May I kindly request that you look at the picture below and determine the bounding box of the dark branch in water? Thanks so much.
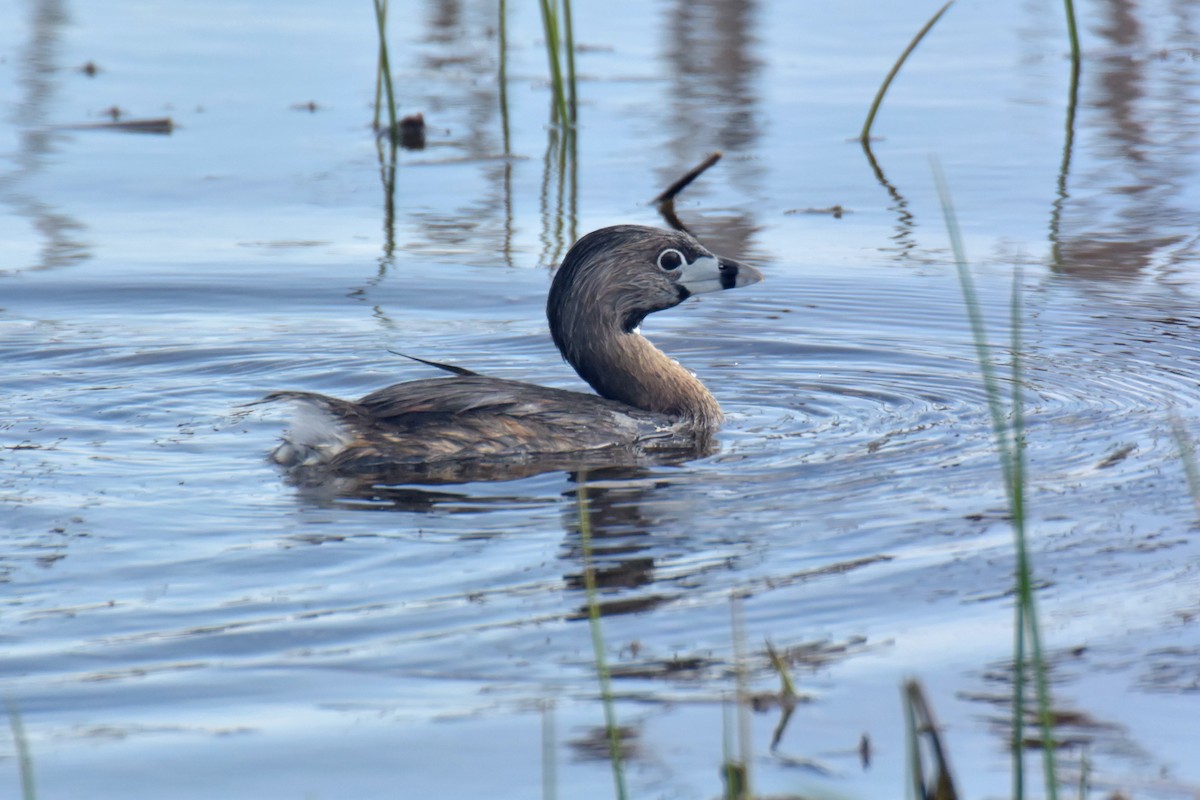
[651,152,722,234]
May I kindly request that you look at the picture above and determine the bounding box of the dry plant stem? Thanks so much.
[651,152,723,205]
[902,680,959,800]
[575,476,628,800]
[652,152,722,234]
[860,0,954,142]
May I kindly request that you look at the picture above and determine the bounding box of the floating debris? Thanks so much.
[61,117,175,135]
[785,205,850,218]
[398,112,426,150]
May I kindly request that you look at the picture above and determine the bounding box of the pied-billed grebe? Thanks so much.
[267,225,762,478]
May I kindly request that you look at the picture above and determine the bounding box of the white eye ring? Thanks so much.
[657,248,685,271]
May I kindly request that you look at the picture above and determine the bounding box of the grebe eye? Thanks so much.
[657,248,685,271]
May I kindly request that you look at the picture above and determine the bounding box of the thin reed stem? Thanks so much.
[1169,412,1200,520]
[730,595,753,800]
[6,700,36,800]
[861,1,954,142]
[541,701,557,800]
[372,0,398,136]
[561,0,577,124]
[575,477,628,800]
[1063,0,1081,72]
[933,159,1057,800]
[538,0,570,126]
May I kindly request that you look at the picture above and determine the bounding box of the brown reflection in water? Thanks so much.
[1054,1,1200,279]
[659,0,762,260]
[861,141,918,261]
[539,125,578,269]
[0,0,90,272]
[559,468,687,618]
[959,647,1191,785]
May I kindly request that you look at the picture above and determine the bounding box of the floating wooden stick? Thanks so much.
[651,151,722,206]
[652,151,722,234]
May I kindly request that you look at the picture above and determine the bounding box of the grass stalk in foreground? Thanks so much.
[729,594,753,800]
[860,1,954,142]
[932,159,1058,800]
[5,699,36,800]
[541,701,557,800]
[1169,412,1200,521]
[574,475,628,800]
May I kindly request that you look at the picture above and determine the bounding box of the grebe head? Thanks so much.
[547,225,762,350]
[546,225,762,422]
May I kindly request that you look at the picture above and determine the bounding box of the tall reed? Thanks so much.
[932,159,1058,800]
[372,0,398,137]
[538,0,576,127]
[5,700,36,800]
[860,1,954,143]
[574,476,628,800]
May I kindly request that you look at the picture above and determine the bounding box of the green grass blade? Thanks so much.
[861,1,955,142]
[5,699,36,800]
[561,0,577,124]
[1049,0,1082,270]
[1169,412,1200,521]
[538,0,570,126]
[933,160,1057,799]
[575,476,628,800]
[1063,0,1081,72]
[729,595,753,800]
[372,0,398,137]
[541,700,557,800]
[499,0,511,152]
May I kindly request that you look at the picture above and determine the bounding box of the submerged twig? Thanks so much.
[860,1,954,142]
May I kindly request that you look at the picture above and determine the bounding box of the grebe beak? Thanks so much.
[678,254,764,296]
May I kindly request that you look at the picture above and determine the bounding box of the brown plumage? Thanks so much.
[266,225,762,482]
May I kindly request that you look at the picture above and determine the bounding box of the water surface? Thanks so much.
[3,1,1200,797]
